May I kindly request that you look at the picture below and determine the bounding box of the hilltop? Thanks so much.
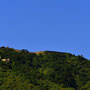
[0,46,90,90]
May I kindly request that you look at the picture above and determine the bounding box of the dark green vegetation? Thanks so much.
[0,47,90,90]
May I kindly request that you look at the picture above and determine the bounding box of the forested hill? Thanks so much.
[0,47,90,90]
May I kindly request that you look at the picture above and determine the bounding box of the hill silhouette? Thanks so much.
[0,46,90,90]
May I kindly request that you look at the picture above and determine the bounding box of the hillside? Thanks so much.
[0,46,90,90]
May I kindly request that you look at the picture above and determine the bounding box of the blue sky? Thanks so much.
[0,0,90,59]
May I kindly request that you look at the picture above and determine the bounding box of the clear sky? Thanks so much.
[0,0,90,59]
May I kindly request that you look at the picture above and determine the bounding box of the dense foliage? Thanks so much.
[0,47,90,90]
